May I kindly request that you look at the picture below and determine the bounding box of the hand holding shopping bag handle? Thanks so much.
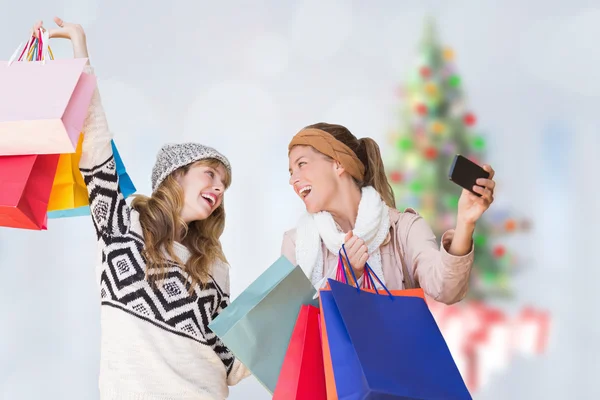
[339,243,393,299]
[342,230,369,278]
[31,17,89,61]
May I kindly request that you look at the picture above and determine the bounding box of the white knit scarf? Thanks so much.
[295,186,390,290]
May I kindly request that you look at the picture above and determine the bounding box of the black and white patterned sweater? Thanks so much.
[79,65,249,400]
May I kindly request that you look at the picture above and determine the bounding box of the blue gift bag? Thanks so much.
[323,276,471,400]
[208,256,318,394]
[112,141,136,198]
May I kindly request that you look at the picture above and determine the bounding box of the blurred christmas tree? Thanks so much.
[386,17,530,299]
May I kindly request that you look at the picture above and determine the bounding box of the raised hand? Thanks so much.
[457,164,496,226]
[32,17,89,60]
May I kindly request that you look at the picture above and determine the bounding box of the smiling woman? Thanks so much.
[283,122,496,305]
[31,16,250,399]
[132,148,232,288]
[289,145,344,214]
[174,159,231,223]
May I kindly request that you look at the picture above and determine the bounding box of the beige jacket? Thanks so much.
[281,208,474,305]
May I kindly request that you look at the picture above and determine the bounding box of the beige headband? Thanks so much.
[288,128,365,181]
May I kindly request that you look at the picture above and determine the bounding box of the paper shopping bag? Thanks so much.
[0,154,59,230]
[320,277,471,400]
[208,256,318,394]
[47,140,136,219]
[111,141,136,198]
[47,133,88,212]
[273,305,326,400]
[47,205,93,219]
[0,58,96,155]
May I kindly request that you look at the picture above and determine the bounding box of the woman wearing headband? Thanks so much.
[282,123,496,304]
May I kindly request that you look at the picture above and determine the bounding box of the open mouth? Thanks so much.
[299,186,312,199]
[201,193,217,207]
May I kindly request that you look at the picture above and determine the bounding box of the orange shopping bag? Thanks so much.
[46,133,88,212]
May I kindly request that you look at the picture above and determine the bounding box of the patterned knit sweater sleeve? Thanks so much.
[78,65,130,239]
[212,269,252,386]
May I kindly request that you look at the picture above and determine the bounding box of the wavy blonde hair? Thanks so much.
[131,158,231,292]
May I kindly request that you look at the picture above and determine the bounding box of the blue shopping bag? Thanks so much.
[48,140,135,219]
[112,141,136,198]
[208,256,319,394]
[320,247,471,399]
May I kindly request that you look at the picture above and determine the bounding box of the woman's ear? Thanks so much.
[334,160,345,177]
[174,170,186,185]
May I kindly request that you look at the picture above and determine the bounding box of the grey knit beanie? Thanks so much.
[151,143,231,192]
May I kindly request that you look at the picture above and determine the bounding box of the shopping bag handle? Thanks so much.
[339,243,393,299]
[7,38,31,66]
[29,29,52,63]
[363,263,393,298]
[337,248,358,289]
[7,29,52,66]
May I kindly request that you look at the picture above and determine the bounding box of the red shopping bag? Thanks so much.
[0,154,59,230]
[273,305,327,400]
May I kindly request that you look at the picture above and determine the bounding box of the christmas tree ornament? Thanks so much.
[464,112,477,126]
[409,180,424,193]
[420,66,432,78]
[425,82,438,96]
[449,75,461,87]
[483,270,497,284]
[493,245,506,258]
[443,47,455,61]
[443,142,457,155]
[504,219,517,232]
[390,170,403,183]
[424,146,438,160]
[474,234,487,247]
[431,120,445,135]
[472,135,486,150]
[397,136,413,150]
[416,103,428,115]
[405,153,420,169]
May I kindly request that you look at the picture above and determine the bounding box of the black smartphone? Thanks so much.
[448,154,490,196]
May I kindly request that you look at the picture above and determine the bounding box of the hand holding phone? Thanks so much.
[448,155,490,197]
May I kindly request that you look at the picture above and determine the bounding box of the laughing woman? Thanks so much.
[34,16,249,399]
[282,123,496,304]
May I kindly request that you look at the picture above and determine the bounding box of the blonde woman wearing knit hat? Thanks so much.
[32,17,249,399]
[282,123,497,304]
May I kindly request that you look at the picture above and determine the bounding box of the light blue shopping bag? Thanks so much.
[208,256,318,394]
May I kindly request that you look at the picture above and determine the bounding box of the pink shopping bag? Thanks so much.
[0,36,96,155]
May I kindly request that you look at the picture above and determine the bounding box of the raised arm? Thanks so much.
[38,17,130,239]
[401,211,474,304]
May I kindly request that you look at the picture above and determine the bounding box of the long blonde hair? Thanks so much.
[131,158,232,292]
